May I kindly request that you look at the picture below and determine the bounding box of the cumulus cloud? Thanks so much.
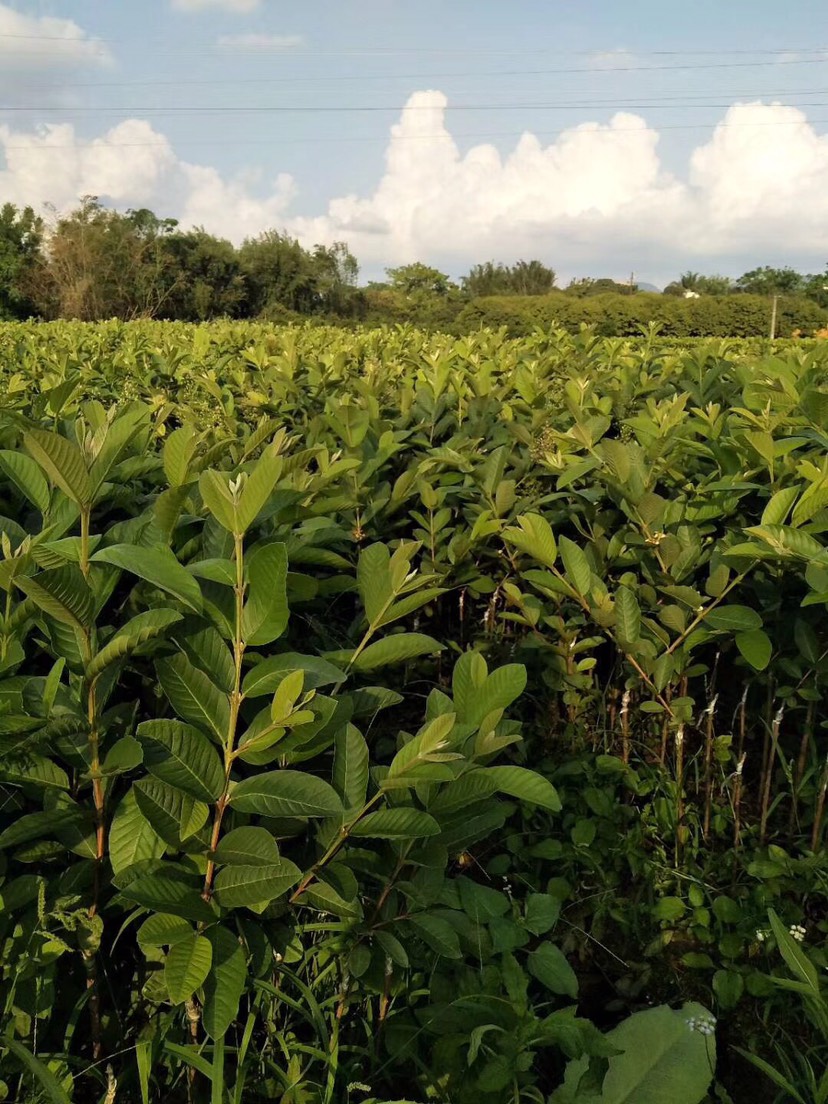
[0,119,295,243]
[286,92,828,273]
[0,3,111,72]
[172,0,261,11]
[2,92,828,277]
[216,33,304,49]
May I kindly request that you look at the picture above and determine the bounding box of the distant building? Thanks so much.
[683,290,701,299]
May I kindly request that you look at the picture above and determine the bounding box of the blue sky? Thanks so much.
[1,0,827,284]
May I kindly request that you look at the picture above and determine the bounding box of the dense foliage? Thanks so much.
[2,201,827,339]
[0,320,826,1103]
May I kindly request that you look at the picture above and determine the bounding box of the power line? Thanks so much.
[0,30,825,53]
[3,49,827,76]
[2,116,825,152]
[3,99,828,116]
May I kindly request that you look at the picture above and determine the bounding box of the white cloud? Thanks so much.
[0,119,295,243]
[286,92,828,273]
[172,0,261,11]
[2,92,828,279]
[0,121,177,210]
[216,33,304,49]
[0,3,111,71]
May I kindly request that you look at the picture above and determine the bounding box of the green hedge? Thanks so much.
[455,291,826,337]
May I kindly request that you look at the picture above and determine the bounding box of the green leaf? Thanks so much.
[241,543,289,647]
[524,893,561,936]
[202,926,248,1040]
[213,827,280,866]
[654,896,686,921]
[0,807,88,851]
[558,536,592,597]
[352,633,443,671]
[242,653,346,697]
[744,523,825,561]
[484,766,562,812]
[24,429,92,508]
[109,789,166,874]
[138,719,225,803]
[91,544,203,613]
[503,512,558,569]
[768,909,820,996]
[175,624,235,693]
[357,543,392,624]
[15,566,93,630]
[407,913,462,959]
[333,725,369,811]
[87,609,183,681]
[134,777,208,846]
[165,932,213,1004]
[235,453,282,532]
[121,870,217,923]
[350,808,441,840]
[2,1037,71,1104]
[465,664,526,727]
[554,1002,716,1104]
[137,914,194,949]
[88,406,147,493]
[528,942,578,998]
[735,629,772,671]
[705,605,762,632]
[761,485,800,526]
[163,424,198,487]
[712,969,744,1010]
[156,653,231,742]
[387,713,457,783]
[230,771,343,818]
[0,450,50,515]
[199,470,238,532]
[615,585,641,644]
[213,858,301,909]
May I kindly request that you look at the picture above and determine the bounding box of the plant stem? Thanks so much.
[79,506,91,579]
[812,754,828,852]
[203,531,246,902]
[759,704,784,845]
[703,694,718,839]
[790,699,815,834]
[675,724,685,868]
[290,791,384,904]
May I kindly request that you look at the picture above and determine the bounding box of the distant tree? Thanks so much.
[312,241,363,315]
[238,230,319,316]
[462,259,556,296]
[30,197,181,320]
[385,262,454,297]
[802,268,828,308]
[664,272,733,297]
[736,266,804,296]
[0,203,43,319]
[157,229,244,321]
[508,259,556,295]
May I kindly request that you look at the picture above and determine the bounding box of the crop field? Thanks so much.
[0,320,825,1103]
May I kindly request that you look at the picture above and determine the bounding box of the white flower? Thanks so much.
[789,924,807,942]
[756,929,768,942]
[686,1014,716,1037]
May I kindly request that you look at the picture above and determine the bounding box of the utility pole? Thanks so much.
[769,294,779,340]
[629,271,635,295]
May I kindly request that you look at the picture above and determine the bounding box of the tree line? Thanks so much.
[1,198,827,336]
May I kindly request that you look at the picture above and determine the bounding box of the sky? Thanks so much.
[1,0,827,286]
